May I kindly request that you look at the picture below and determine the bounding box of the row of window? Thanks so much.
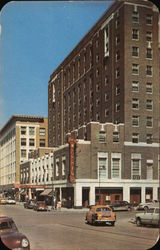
[21,127,46,136]
[116,64,153,79]
[21,138,45,148]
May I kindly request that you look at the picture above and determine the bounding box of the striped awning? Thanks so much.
[40,189,52,196]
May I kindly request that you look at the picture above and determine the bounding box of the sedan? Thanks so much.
[109,201,130,211]
[136,200,159,211]
[0,215,30,249]
[24,199,36,209]
[33,201,49,211]
[85,205,116,226]
[135,207,160,227]
[5,198,16,205]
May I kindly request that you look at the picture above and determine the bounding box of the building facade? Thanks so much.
[0,115,48,192]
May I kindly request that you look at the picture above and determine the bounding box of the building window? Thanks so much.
[40,128,46,136]
[146,82,153,94]
[147,164,153,179]
[116,68,120,78]
[115,17,120,28]
[146,14,152,25]
[29,138,35,147]
[132,116,139,126]
[21,149,26,158]
[132,133,139,143]
[116,102,120,112]
[98,154,108,179]
[146,134,153,144]
[132,81,139,92]
[132,29,139,40]
[132,11,139,23]
[21,126,26,135]
[116,51,120,61]
[132,47,139,57]
[132,98,139,109]
[146,65,153,76]
[21,138,26,146]
[116,85,120,95]
[99,131,106,143]
[146,31,152,41]
[56,160,59,177]
[146,99,153,110]
[132,64,139,75]
[104,26,109,57]
[62,157,66,176]
[29,127,35,136]
[146,116,153,127]
[131,155,141,179]
[116,35,120,45]
[40,139,45,147]
[113,132,119,143]
[112,156,121,179]
[146,48,152,59]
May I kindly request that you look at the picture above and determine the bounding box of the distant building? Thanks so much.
[0,115,48,192]
[48,0,160,208]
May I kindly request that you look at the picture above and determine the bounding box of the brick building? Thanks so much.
[48,0,159,208]
[0,115,48,193]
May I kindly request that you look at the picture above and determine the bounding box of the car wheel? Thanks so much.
[111,222,115,226]
[144,206,148,211]
[136,218,141,227]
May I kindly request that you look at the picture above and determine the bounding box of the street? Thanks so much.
[0,204,159,250]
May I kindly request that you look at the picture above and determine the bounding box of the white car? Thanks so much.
[136,200,159,211]
[135,207,160,227]
[5,198,16,204]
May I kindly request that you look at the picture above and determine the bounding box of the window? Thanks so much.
[132,47,139,57]
[131,155,141,179]
[40,139,45,147]
[146,14,152,25]
[116,35,120,45]
[112,158,120,178]
[132,133,139,143]
[62,157,66,176]
[146,31,152,41]
[132,11,139,23]
[116,85,120,95]
[146,99,153,110]
[132,98,139,109]
[99,157,107,179]
[113,132,119,143]
[29,127,35,136]
[21,126,26,135]
[104,27,109,57]
[99,131,106,143]
[115,17,120,28]
[56,160,59,177]
[40,128,46,136]
[146,65,152,76]
[116,68,120,78]
[146,48,152,59]
[21,138,26,146]
[146,134,153,144]
[132,64,139,75]
[132,116,139,126]
[146,82,153,93]
[116,51,120,61]
[29,138,35,146]
[146,116,152,127]
[116,102,120,112]
[132,29,139,40]
[21,149,26,158]
[132,81,139,92]
[147,164,153,180]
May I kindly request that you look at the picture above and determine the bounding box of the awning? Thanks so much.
[20,190,26,195]
[40,189,52,196]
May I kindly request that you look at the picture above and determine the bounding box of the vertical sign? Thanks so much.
[68,138,76,183]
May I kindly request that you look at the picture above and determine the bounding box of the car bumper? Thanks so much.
[95,219,115,223]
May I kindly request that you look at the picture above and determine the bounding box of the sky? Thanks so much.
[0,0,113,130]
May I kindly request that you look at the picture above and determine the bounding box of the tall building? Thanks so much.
[46,0,159,208]
[0,115,48,192]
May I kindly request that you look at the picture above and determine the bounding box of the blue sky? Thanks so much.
[0,1,113,129]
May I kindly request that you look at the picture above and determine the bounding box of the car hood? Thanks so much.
[1,231,29,249]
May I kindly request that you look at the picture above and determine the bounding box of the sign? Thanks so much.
[68,137,76,183]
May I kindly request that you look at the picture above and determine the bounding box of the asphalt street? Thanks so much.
[0,204,159,250]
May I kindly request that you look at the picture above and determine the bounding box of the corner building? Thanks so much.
[48,0,160,208]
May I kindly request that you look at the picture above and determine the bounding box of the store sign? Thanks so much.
[68,138,76,183]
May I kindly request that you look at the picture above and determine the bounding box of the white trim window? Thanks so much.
[146,163,153,180]
[62,156,66,176]
[56,159,59,177]
[104,26,109,57]
[111,153,121,179]
[98,152,108,179]
[131,154,141,180]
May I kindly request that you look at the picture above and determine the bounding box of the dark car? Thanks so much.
[24,199,36,209]
[109,201,131,211]
[33,201,49,211]
[0,216,30,249]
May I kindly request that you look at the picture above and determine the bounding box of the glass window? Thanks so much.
[116,68,120,78]
[146,31,152,41]
[56,160,59,176]
[21,138,26,146]
[132,11,139,23]
[146,65,153,76]
[21,126,26,135]
[132,159,140,179]
[132,116,139,126]
[146,116,152,127]
[132,81,139,92]
[132,29,139,40]
[29,138,35,146]
[21,149,26,158]
[132,133,139,143]
[99,158,107,179]
[99,131,106,143]
[112,158,120,178]
[132,98,139,109]
[113,132,119,143]
[146,14,152,25]
[29,127,35,136]
[146,48,152,59]
[116,85,120,95]
[146,134,153,144]
[116,51,120,61]
[146,99,153,110]
[40,139,45,147]
[146,82,153,94]
[116,102,120,112]
[62,158,66,176]
[39,128,46,136]
[132,47,139,57]
[132,64,139,75]
[116,35,120,45]
[147,164,153,180]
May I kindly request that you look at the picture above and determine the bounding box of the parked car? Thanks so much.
[85,205,116,226]
[136,200,159,211]
[135,207,160,227]
[5,198,16,205]
[33,201,49,211]
[24,199,36,209]
[0,215,30,249]
[0,198,7,205]
[109,201,131,211]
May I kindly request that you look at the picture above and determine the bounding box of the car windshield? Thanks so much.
[0,220,17,231]
[96,207,111,212]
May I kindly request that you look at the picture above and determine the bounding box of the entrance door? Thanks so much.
[82,188,89,207]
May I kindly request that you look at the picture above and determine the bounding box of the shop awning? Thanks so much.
[40,189,52,196]
[19,190,26,195]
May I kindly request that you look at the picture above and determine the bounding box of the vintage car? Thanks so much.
[109,201,131,211]
[136,200,159,211]
[135,207,160,227]
[85,205,116,226]
[24,199,36,209]
[33,201,49,211]
[0,215,30,249]
[5,198,16,205]
[0,198,7,205]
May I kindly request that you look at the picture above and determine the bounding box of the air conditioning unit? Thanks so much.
[147,41,152,48]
